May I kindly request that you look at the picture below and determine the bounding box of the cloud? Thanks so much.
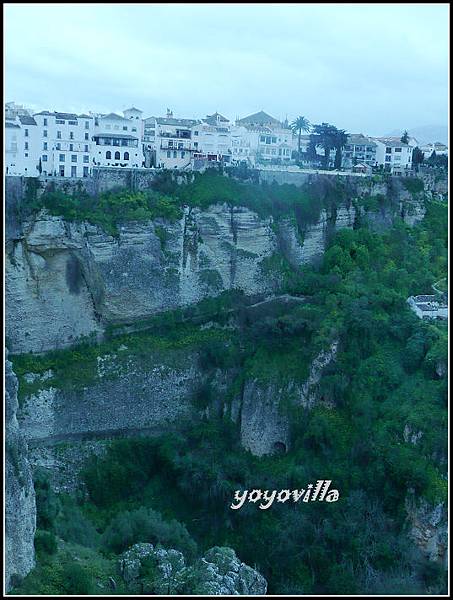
[4,3,448,134]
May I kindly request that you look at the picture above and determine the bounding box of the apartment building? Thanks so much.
[144,110,199,169]
[342,134,377,169]
[374,138,413,173]
[33,111,95,177]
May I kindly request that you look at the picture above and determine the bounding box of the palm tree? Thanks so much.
[334,129,349,170]
[290,116,311,162]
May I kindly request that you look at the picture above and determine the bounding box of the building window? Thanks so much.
[56,119,65,124]
[123,126,128,131]
[43,130,48,137]
[43,118,48,126]
[394,147,402,152]
[42,155,48,162]
[83,155,89,163]
[167,151,171,158]
[71,155,77,162]
[173,151,177,158]
[70,132,74,140]
[114,151,120,160]
[106,151,111,159]
[83,166,89,177]
[84,145,89,152]
[132,127,137,132]
[25,142,29,150]
[59,166,65,176]
[194,131,199,136]
[386,147,392,153]
[24,129,29,137]
[56,143,61,150]
[181,151,185,158]
[57,131,62,139]
[71,166,77,177]
[85,121,89,129]
[124,152,129,160]
[69,144,74,151]
[59,154,65,162]
[43,142,48,150]
[25,152,29,157]
[68,120,77,126]
[85,133,89,140]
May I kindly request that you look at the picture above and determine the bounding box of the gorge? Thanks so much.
[5,169,448,595]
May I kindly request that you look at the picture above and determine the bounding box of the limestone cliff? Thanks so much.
[6,179,426,355]
[5,352,36,592]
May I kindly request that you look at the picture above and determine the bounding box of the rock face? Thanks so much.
[118,543,267,595]
[239,342,339,456]
[6,174,426,355]
[18,350,202,444]
[5,352,36,592]
[406,496,448,568]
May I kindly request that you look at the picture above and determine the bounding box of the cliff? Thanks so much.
[6,174,427,355]
[5,352,36,591]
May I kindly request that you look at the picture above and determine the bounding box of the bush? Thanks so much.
[102,507,197,559]
[34,530,57,556]
[62,563,93,595]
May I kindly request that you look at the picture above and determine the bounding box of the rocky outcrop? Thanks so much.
[239,342,339,456]
[5,352,36,592]
[18,349,202,444]
[406,495,448,568]
[118,543,267,595]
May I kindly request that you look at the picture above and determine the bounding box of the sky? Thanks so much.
[4,3,449,136]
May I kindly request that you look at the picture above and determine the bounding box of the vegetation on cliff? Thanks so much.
[10,183,447,595]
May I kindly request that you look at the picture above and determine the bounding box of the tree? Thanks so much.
[334,129,349,170]
[310,123,339,169]
[37,158,42,175]
[401,130,410,144]
[290,116,311,162]
[412,147,424,172]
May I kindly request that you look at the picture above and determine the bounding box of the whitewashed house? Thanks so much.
[232,111,295,166]
[92,112,144,169]
[373,138,413,174]
[147,110,200,169]
[342,134,378,169]
[190,113,232,166]
[5,115,40,176]
[407,295,448,320]
[33,111,95,177]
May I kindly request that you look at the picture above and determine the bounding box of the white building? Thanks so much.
[373,138,413,174]
[407,295,448,320]
[92,112,144,168]
[231,111,295,166]
[191,113,232,165]
[419,142,448,159]
[33,111,95,177]
[5,114,40,176]
[342,134,378,169]
[145,110,199,169]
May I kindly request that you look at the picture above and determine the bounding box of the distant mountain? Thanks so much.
[385,125,448,145]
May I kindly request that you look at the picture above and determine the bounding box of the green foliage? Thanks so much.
[102,507,197,559]
[402,177,424,194]
[62,562,94,595]
[34,530,57,557]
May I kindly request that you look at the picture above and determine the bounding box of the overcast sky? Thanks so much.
[4,3,449,135]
